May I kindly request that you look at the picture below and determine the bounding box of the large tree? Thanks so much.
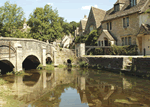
[69,21,79,36]
[28,4,63,42]
[0,1,25,37]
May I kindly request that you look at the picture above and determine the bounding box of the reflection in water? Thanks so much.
[0,68,150,107]
[23,72,40,86]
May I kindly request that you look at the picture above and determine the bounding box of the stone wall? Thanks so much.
[56,48,76,65]
[132,58,150,73]
[102,13,139,46]
[79,57,124,70]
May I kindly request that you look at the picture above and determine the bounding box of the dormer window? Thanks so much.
[114,4,119,12]
[130,0,136,7]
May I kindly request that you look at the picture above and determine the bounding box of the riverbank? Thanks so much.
[77,56,150,80]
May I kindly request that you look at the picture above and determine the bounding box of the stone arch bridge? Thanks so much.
[0,37,57,73]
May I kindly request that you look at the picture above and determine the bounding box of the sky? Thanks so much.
[0,0,117,22]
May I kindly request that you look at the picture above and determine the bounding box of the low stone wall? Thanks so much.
[79,57,124,70]
[132,58,150,73]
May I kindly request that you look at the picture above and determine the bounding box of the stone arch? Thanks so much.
[46,54,53,64]
[67,59,71,64]
[22,55,40,70]
[0,60,15,74]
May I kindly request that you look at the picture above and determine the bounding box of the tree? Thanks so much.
[69,21,79,36]
[28,4,63,42]
[0,1,25,37]
[86,30,99,46]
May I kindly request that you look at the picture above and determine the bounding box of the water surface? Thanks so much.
[0,68,150,107]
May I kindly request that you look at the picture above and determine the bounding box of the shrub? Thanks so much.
[90,45,138,55]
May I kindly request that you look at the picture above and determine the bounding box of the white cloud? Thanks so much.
[81,5,91,10]
[47,3,53,5]
[81,5,98,10]
[94,5,98,8]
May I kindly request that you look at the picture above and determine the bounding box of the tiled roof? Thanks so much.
[115,0,126,4]
[103,0,149,22]
[139,24,150,34]
[103,30,116,41]
[79,19,87,30]
[92,7,106,28]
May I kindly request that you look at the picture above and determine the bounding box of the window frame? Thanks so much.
[128,37,131,45]
[107,23,109,30]
[130,0,136,7]
[114,4,119,12]
[123,17,129,28]
[122,36,132,46]
[107,22,112,31]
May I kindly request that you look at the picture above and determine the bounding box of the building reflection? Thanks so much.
[2,68,150,107]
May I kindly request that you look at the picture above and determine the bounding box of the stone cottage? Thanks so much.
[84,6,106,35]
[97,0,150,55]
[79,15,88,36]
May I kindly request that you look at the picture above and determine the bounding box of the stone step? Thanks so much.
[126,65,132,69]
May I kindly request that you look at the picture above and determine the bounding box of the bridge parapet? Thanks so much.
[0,37,57,72]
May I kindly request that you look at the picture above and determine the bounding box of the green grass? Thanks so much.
[0,79,8,85]
[58,64,67,68]
[6,70,25,76]
[45,64,54,70]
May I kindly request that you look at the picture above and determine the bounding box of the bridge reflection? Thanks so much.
[2,69,150,107]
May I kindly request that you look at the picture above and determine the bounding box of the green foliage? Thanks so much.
[58,64,67,68]
[45,64,54,70]
[61,21,79,36]
[79,61,89,68]
[75,30,98,46]
[128,57,132,61]
[28,4,63,42]
[90,45,138,55]
[0,78,7,85]
[0,1,25,37]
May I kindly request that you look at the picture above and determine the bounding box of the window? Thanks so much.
[110,22,112,30]
[123,18,126,27]
[125,37,127,45]
[128,37,131,45]
[98,41,101,46]
[130,0,136,7]
[122,36,132,46]
[122,38,124,46]
[127,17,129,27]
[107,23,109,30]
[90,25,94,32]
[107,22,112,30]
[114,4,119,12]
[123,17,129,28]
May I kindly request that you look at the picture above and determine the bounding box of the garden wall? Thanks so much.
[79,57,124,70]
[132,58,150,73]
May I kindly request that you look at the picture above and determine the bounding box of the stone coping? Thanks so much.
[83,55,147,58]
[0,37,54,46]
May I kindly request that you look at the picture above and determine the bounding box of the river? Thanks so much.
[0,68,150,107]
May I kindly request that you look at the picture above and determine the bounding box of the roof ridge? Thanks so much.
[140,0,149,12]
[91,6,106,12]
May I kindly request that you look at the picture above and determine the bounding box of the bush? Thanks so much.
[89,45,138,55]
